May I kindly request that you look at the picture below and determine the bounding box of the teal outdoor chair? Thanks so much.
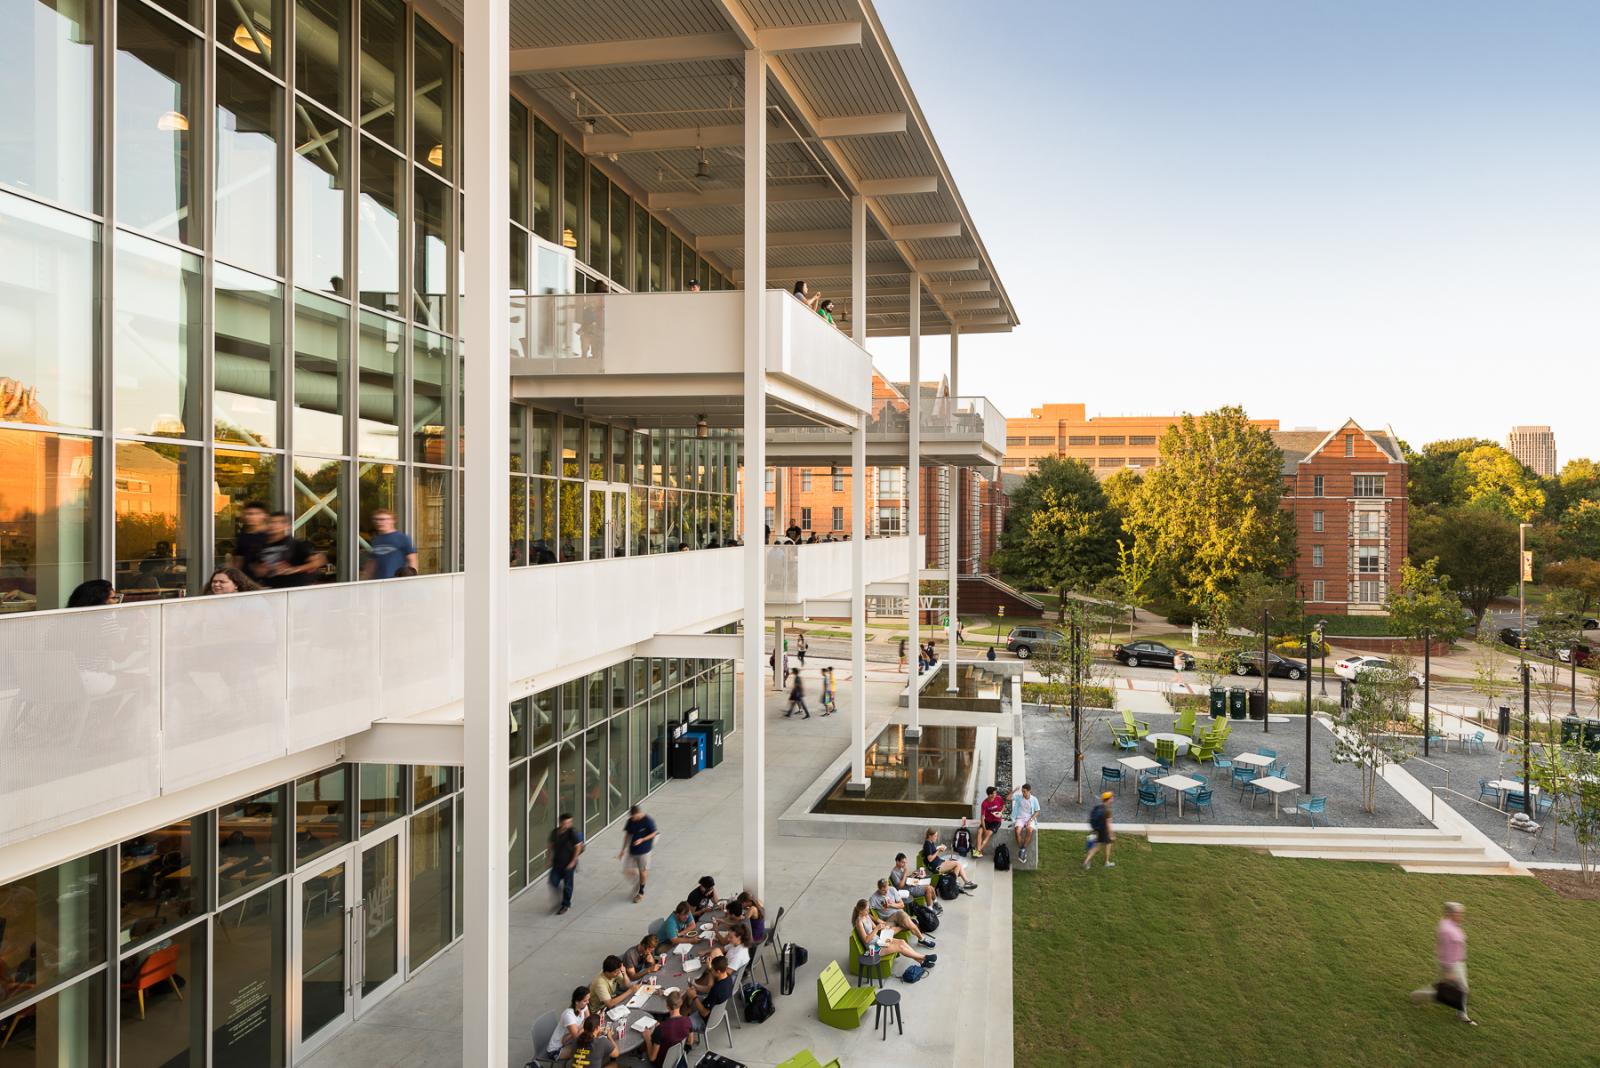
[1190,788,1215,818]
[1299,796,1328,827]
[1100,766,1125,796]
[1137,785,1167,816]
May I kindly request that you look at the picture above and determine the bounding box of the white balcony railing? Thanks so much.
[0,538,915,847]
[763,536,920,606]
[765,394,1006,462]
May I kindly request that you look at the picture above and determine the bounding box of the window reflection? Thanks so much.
[294,114,347,295]
[411,466,448,574]
[114,440,198,599]
[215,58,281,277]
[527,749,553,875]
[355,312,400,458]
[413,20,450,178]
[217,788,284,904]
[115,3,201,245]
[212,884,285,1066]
[357,141,402,313]
[295,766,349,865]
[292,291,349,455]
[295,0,347,117]
[0,0,97,211]
[413,172,451,331]
[113,234,204,439]
[358,764,402,833]
[214,449,278,570]
[119,919,206,1066]
[412,329,449,463]
[292,455,343,581]
[214,267,283,447]
[412,765,454,807]
[0,852,106,1014]
[0,973,105,1062]
[508,765,526,895]
[119,820,204,948]
[407,800,452,967]
[220,0,278,71]
[0,428,97,612]
[357,0,404,147]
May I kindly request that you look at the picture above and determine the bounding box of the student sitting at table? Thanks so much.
[851,900,937,970]
[622,933,663,981]
[686,953,737,1031]
[687,876,719,918]
[589,955,643,1010]
[725,891,766,942]
[921,828,978,891]
[564,1012,619,1066]
[869,878,936,948]
[889,853,939,911]
[660,901,700,945]
[642,990,697,1068]
[545,987,591,1059]
[701,926,750,974]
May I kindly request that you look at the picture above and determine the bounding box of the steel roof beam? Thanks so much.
[583,112,905,156]
[509,22,861,74]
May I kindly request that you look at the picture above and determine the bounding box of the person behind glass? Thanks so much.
[642,989,696,1068]
[792,279,822,312]
[688,278,701,292]
[785,670,810,719]
[545,986,591,1059]
[205,567,262,595]
[250,511,325,588]
[548,812,585,915]
[230,500,270,573]
[579,281,608,359]
[361,509,418,579]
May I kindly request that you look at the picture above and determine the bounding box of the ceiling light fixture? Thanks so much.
[427,143,444,167]
[156,110,189,132]
[561,227,577,249]
[232,22,270,54]
[696,415,709,438]
[695,147,711,182]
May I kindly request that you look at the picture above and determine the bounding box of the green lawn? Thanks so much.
[1014,835,1599,1067]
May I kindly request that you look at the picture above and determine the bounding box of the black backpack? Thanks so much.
[779,943,809,995]
[910,902,939,932]
[741,982,774,1023]
[993,843,1011,871]
[937,871,960,900]
[952,825,972,856]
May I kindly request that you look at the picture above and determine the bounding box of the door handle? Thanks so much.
[346,904,359,998]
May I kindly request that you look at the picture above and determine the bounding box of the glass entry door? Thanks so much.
[355,822,406,1015]
[586,483,629,558]
[608,486,628,557]
[292,857,352,1060]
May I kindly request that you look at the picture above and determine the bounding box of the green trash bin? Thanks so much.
[1209,687,1227,719]
[1228,688,1248,720]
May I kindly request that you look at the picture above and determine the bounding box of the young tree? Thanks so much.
[1113,537,1155,627]
[1469,640,1511,718]
[1124,407,1294,608]
[1227,572,1302,634]
[1328,666,1415,814]
[1385,558,1467,644]
[1545,558,1600,616]
[1409,506,1519,629]
[1557,745,1600,883]
[993,457,1119,614]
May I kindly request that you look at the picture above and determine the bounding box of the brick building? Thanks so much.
[1274,420,1409,616]
[1006,403,1280,479]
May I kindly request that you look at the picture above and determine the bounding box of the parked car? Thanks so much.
[1583,618,1599,631]
[1005,625,1066,660]
[1337,655,1424,689]
[1334,654,1386,680]
[1112,640,1195,670]
[1556,643,1595,667]
[1227,650,1308,680]
[1498,627,1536,651]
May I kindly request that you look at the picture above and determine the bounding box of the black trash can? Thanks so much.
[1209,687,1228,719]
[1496,705,1512,740]
[1562,715,1583,746]
[1583,719,1600,753]
[1248,689,1267,720]
[1228,688,1247,720]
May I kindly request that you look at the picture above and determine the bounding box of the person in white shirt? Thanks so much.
[1011,783,1041,864]
[547,987,591,1056]
[868,879,935,947]
[718,927,751,974]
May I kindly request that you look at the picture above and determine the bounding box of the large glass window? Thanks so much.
[295,766,350,865]
[293,455,343,579]
[356,312,401,458]
[0,193,99,430]
[607,714,627,825]
[215,58,281,276]
[219,0,278,71]
[359,764,403,832]
[0,428,98,612]
[632,205,648,296]
[532,117,556,241]
[411,465,448,573]
[0,852,107,1015]
[560,139,581,252]
[356,459,396,564]
[583,726,605,835]
[413,329,450,464]
[648,218,664,291]
[413,171,451,331]
[527,749,553,874]
[610,185,629,289]
[508,764,527,895]
[0,973,105,1063]
[294,115,348,295]
[119,820,205,948]
[509,98,527,226]
[357,140,403,313]
[114,233,204,439]
[119,918,207,1066]
[214,448,278,567]
[115,3,201,245]
[556,738,579,824]
[408,799,453,966]
[0,0,97,212]
[295,0,347,116]
[586,165,607,271]
[212,883,286,1066]
[217,787,285,904]
[214,266,283,447]
[114,440,198,598]
[530,687,555,750]
[292,290,349,455]
[413,765,454,806]
[414,20,450,178]
[357,0,404,147]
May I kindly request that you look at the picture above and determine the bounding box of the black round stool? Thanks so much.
[855,948,884,988]
[874,988,903,1041]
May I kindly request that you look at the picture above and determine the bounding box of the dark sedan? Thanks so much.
[1228,650,1308,680]
[1113,640,1195,671]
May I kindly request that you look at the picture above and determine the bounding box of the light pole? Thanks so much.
[1518,521,1532,810]
[1261,609,1271,734]
[1304,620,1316,794]
[1317,618,1328,695]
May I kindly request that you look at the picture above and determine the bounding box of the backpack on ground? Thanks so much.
[952,825,972,856]
[741,982,774,1023]
[696,1055,748,1068]
[993,843,1011,871]
[937,871,960,900]
[902,964,927,984]
[779,943,808,995]
[910,902,939,933]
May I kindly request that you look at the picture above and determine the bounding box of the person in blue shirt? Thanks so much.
[617,804,658,903]
[660,901,699,945]
[362,509,418,579]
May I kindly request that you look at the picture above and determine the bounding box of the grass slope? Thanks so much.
[1014,835,1600,1067]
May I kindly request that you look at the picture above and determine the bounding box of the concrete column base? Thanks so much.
[903,725,924,741]
[843,778,871,795]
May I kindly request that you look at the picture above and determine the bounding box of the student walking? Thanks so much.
[795,632,808,665]
[1084,792,1115,870]
[617,804,658,903]
[819,666,836,715]
[1410,902,1475,1025]
[898,638,908,674]
[548,812,585,915]
[785,672,810,719]
[361,509,418,579]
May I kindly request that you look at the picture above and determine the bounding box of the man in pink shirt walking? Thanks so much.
[1410,901,1475,1025]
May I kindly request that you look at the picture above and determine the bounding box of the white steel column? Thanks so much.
[847,193,869,790]
[741,47,769,899]
[461,0,510,1060]
[906,274,922,738]
[946,325,960,691]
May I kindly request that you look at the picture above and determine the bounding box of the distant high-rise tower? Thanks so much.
[1506,426,1557,477]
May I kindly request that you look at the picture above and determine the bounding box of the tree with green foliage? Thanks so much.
[1124,407,1294,609]
[1556,500,1600,561]
[1455,444,1547,520]
[993,457,1119,615]
[1227,571,1302,634]
[1329,665,1414,814]
[1112,538,1154,626]
[1410,506,1519,628]
[1402,437,1495,509]
[1385,558,1466,643]
[1100,468,1144,524]
[1544,557,1600,616]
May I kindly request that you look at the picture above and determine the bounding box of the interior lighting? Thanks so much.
[232,22,270,54]
[561,227,577,249]
[157,110,189,132]
[427,143,444,168]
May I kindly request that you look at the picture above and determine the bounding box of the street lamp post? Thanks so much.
[1423,628,1431,758]
[1304,621,1316,794]
[1518,521,1532,813]
[1318,618,1328,695]
[1261,609,1271,734]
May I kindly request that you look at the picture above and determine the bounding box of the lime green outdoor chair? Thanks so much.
[776,1052,823,1068]
[1190,737,1218,765]
[849,927,909,983]
[1175,707,1197,736]
[817,960,876,1030]
[1120,708,1151,739]
[1155,737,1178,772]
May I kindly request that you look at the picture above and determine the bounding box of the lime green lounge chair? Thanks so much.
[1120,708,1151,739]
[1175,707,1197,737]
[817,960,875,1029]
[849,928,910,982]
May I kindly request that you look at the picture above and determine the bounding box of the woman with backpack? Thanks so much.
[784,672,810,719]
[851,899,937,970]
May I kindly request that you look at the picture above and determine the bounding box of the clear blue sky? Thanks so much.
[868,0,1600,463]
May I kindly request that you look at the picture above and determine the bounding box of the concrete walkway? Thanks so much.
[305,667,1013,1068]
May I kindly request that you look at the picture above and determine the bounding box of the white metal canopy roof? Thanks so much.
[433,0,1018,338]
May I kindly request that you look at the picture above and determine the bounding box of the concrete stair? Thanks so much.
[1143,825,1522,876]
